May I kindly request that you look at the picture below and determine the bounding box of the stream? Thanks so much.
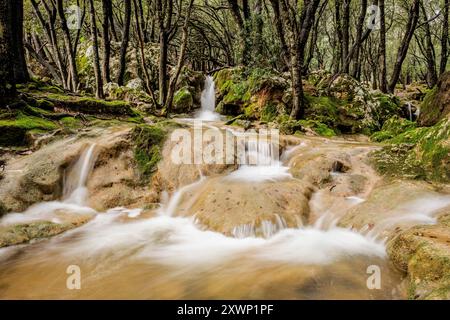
[0,78,449,300]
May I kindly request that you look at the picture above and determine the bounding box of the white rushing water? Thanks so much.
[0,144,98,226]
[196,75,221,121]
[226,128,292,182]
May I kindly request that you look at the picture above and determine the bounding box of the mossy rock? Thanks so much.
[0,113,58,147]
[299,120,336,137]
[371,117,450,182]
[370,116,417,142]
[0,219,89,248]
[387,219,450,300]
[173,87,194,113]
[46,94,137,117]
[131,124,169,180]
[418,72,450,126]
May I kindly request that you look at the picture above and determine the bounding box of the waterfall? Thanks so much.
[196,75,220,121]
[407,102,413,121]
[64,144,97,206]
[226,129,292,181]
[0,144,97,226]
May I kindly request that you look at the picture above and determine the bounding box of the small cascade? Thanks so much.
[64,144,97,206]
[0,144,98,226]
[196,75,221,121]
[407,102,413,121]
[227,129,291,181]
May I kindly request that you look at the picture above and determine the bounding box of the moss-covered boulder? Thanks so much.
[370,115,417,142]
[0,112,58,147]
[131,123,169,180]
[418,72,450,126]
[0,217,91,248]
[214,67,288,119]
[173,87,194,113]
[387,212,450,299]
[311,74,400,133]
[371,116,450,182]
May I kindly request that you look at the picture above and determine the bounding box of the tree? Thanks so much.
[278,0,321,119]
[11,0,29,83]
[388,0,421,93]
[101,0,112,84]
[56,0,79,91]
[88,0,104,98]
[0,0,16,102]
[440,0,449,75]
[378,0,388,92]
[117,0,132,86]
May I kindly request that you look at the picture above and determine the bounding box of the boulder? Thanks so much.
[387,212,450,299]
[418,72,450,126]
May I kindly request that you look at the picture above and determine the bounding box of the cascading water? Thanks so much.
[196,75,221,121]
[64,144,97,206]
[226,128,291,181]
[0,144,98,226]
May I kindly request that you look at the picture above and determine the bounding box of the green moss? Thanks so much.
[299,120,336,137]
[60,116,82,129]
[0,220,87,248]
[371,117,450,182]
[131,124,168,180]
[260,103,278,122]
[45,94,136,116]
[370,116,417,142]
[419,86,439,125]
[173,87,194,112]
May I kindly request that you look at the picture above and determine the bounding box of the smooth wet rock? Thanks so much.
[174,177,312,236]
[387,211,450,299]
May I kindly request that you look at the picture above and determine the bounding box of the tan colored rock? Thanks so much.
[387,212,450,299]
[174,176,313,236]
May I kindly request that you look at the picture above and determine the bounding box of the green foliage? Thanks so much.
[174,87,194,111]
[299,120,336,137]
[370,116,417,142]
[131,124,168,180]
[371,117,450,182]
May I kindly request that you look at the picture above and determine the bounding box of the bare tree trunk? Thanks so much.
[268,0,289,70]
[11,0,29,83]
[56,0,79,92]
[0,0,16,102]
[30,0,67,89]
[388,0,420,93]
[440,0,449,75]
[166,0,195,114]
[379,0,388,92]
[117,0,131,86]
[342,0,351,73]
[421,2,438,87]
[334,0,343,74]
[88,0,104,98]
[134,0,158,106]
[101,0,111,84]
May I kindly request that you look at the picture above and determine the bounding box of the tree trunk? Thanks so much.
[166,0,194,114]
[440,0,449,75]
[117,0,131,86]
[159,31,169,105]
[378,0,388,92]
[388,0,420,93]
[0,0,16,102]
[101,0,111,84]
[56,0,79,92]
[342,0,351,73]
[334,0,343,73]
[88,0,104,98]
[421,2,438,87]
[11,0,29,83]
